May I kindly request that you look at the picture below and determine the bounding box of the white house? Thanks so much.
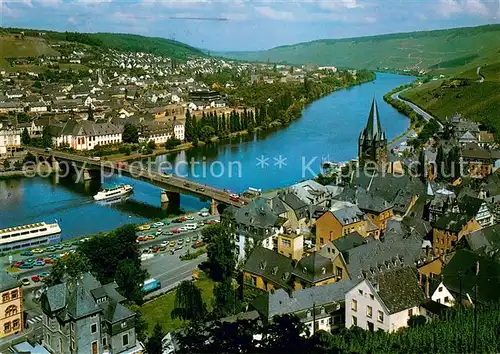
[430,281,455,307]
[138,123,173,145]
[345,267,425,333]
[170,94,181,103]
[29,102,49,113]
[173,121,185,141]
[51,120,122,151]
[0,123,21,154]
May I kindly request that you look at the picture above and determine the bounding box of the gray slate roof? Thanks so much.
[335,186,392,213]
[343,219,427,280]
[243,246,294,290]
[293,253,335,283]
[465,224,500,254]
[372,266,425,314]
[252,280,356,319]
[0,270,21,292]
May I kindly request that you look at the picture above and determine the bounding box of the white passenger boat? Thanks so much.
[93,184,133,201]
[0,222,61,252]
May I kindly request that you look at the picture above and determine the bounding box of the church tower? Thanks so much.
[358,98,388,167]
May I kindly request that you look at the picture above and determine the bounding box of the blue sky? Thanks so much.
[1,0,499,51]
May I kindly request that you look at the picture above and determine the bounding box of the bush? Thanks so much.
[119,145,132,156]
[147,140,156,150]
[180,248,207,261]
[165,138,181,150]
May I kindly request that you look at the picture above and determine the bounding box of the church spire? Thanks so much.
[364,97,384,141]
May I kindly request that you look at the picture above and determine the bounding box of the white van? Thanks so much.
[185,223,197,230]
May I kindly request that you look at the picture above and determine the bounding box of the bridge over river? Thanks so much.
[29,148,250,213]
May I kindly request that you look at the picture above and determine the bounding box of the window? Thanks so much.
[436,298,441,304]
[122,334,129,346]
[336,267,343,278]
[250,276,257,286]
[281,239,291,247]
[444,296,450,303]
[121,322,127,329]
[103,337,107,347]
[5,305,18,317]
[13,319,19,329]
[328,317,332,325]
[10,290,18,299]
[4,322,11,333]
[351,299,357,312]
[438,287,443,292]
[2,293,10,302]
[408,309,413,317]
[378,311,384,323]
[319,237,324,245]
[59,339,63,352]
[91,323,97,334]
[352,316,357,326]
[358,289,363,295]
[367,306,373,318]
[370,294,374,300]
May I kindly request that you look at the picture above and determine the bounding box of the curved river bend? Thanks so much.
[0,73,414,238]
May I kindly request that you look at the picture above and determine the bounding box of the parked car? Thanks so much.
[169,241,176,247]
[88,156,101,161]
[175,245,183,251]
[31,248,44,254]
[34,260,46,267]
[46,246,56,252]
[171,218,182,223]
[177,239,184,245]
[197,187,205,192]
[20,250,33,256]
[171,228,180,233]
[144,235,156,241]
[179,226,188,232]
[137,224,151,231]
[137,236,146,242]
[31,275,40,282]
[21,278,31,286]
[152,222,165,228]
[159,245,167,251]
[20,263,33,269]
[152,247,159,253]
[13,261,23,268]
[186,215,195,220]
[179,216,187,222]
[44,147,52,152]
[38,272,50,279]
[192,241,205,249]
[162,231,174,236]
[44,258,56,264]
[199,212,210,217]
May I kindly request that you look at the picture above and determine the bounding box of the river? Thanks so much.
[0,72,415,238]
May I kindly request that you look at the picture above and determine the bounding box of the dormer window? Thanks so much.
[320,306,325,314]
[306,310,312,318]
[260,261,267,270]
[303,267,307,274]
[321,267,326,275]
[271,266,278,275]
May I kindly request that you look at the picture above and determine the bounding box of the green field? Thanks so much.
[139,277,214,335]
[0,35,59,58]
[222,24,500,71]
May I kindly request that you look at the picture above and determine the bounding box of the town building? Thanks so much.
[358,99,388,168]
[251,280,354,336]
[138,122,174,145]
[345,267,425,332]
[173,121,185,141]
[50,119,122,151]
[277,232,304,261]
[40,273,143,354]
[432,213,482,255]
[0,270,23,339]
[315,201,370,248]
[0,123,21,155]
[224,199,287,262]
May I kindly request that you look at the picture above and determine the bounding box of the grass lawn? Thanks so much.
[140,276,215,335]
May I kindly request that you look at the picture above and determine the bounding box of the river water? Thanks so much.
[0,73,414,238]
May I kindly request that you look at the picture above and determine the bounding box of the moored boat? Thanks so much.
[0,222,62,253]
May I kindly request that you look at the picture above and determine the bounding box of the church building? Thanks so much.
[358,98,388,168]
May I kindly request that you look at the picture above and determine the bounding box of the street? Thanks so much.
[391,89,443,128]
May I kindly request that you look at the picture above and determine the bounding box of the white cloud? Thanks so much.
[255,6,294,20]
[463,0,489,17]
[435,0,462,17]
[316,0,365,11]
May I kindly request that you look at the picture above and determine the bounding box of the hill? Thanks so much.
[222,24,500,72]
[401,61,500,134]
[0,28,205,61]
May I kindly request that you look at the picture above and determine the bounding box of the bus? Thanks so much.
[142,278,161,293]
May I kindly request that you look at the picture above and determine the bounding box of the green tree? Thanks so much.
[21,127,31,145]
[202,221,236,281]
[165,138,181,150]
[201,223,225,244]
[212,279,239,318]
[122,123,139,143]
[147,140,156,150]
[128,304,148,343]
[199,125,215,143]
[262,314,310,353]
[41,125,53,148]
[436,145,445,180]
[14,160,22,170]
[115,259,148,304]
[87,105,94,121]
[3,159,10,170]
[45,252,91,287]
[146,323,165,354]
[32,81,42,89]
[171,281,206,321]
